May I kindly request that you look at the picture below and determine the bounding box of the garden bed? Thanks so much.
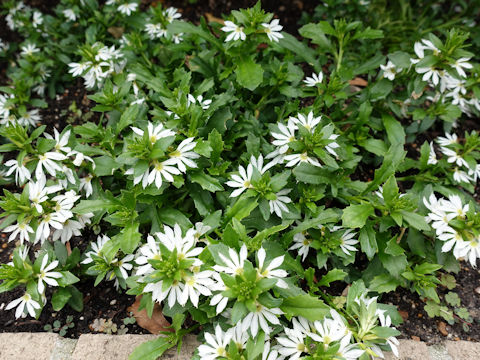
[1,1,480,359]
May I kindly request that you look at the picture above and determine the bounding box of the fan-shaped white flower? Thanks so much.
[262,19,283,42]
[289,112,321,133]
[168,138,200,172]
[37,254,62,293]
[269,189,292,218]
[256,247,288,288]
[289,232,312,261]
[241,302,283,337]
[198,324,232,359]
[5,293,40,319]
[303,72,323,87]
[213,244,248,276]
[225,163,254,197]
[4,159,31,185]
[3,222,34,244]
[271,119,297,154]
[221,21,246,42]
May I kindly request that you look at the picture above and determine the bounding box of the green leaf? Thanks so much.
[93,156,119,176]
[400,211,430,231]
[67,285,83,312]
[364,144,405,193]
[280,294,330,321]
[445,292,461,307]
[359,224,377,259]
[114,222,141,254]
[73,199,120,214]
[225,195,258,223]
[382,176,398,206]
[208,129,224,164]
[279,33,319,70]
[369,274,400,293]
[56,271,80,287]
[129,336,175,360]
[342,204,374,228]
[190,171,224,192]
[388,51,411,68]
[51,288,72,311]
[317,269,347,287]
[382,114,405,146]
[235,56,264,91]
[117,104,139,134]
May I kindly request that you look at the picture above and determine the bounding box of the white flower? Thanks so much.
[135,235,161,276]
[339,229,359,256]
[262,19,283,42]
[79,175,94,197]
[114,254,134,279]
[309,311,349,346]
[3,222,34,244]
[131,122,175,145]
[164,7,182,22]
[82,234,110,264]
[45,128,71,153]
[32,11,43,28]
[36,151,67,179]
[289,232,312,261]
[18,109,41,127]
[241,302,283,337]
[410,42,425,64]
[271,119,297,154]
[453,168,473,184]
[20,43,40,57]
[63,9,77,21]
[144,159,181,189]
[325,134,340,157]
[250,154,274,174]
[52,218,83,243]
[439,195,469,218]
[436,133,458,147]
[198,324,232,359]
[228,323,249,351]
[37,254,62,293]
[68,62,90,77]
[180,270,215,307]
[69,150,95,168]
[155,224,203,265]
[269,189,292,218]
[377,310,400,357]
[118,3,137,16]
[276,320,308,360]
[145,23,167,39]
[451,57,472,77]
[171,33,183,44]
[256,247,288,288]
[289,111,321,133]
[427,142,438,165]
[187,94,212,109]
[168,138,200,172]
[284,152,322,168]
[416,66,440,85]
[28,178,62,213]
[4,159,31,185]
[423,194,456,235]
[421,39,440,54]
[225,163,254,197]
[144,280,184,307]
[35,212,64,244]
[303,72,323,87]
[51,190,80,222]
[210,273,229,315]
[5,293,40,319]
[213,244,248,276]
[221,21,246,42]
[380,60,401,81]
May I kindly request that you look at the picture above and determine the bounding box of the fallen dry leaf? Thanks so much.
[349,77,368,87]
[411,335,421,341]
[205,12,224,25]
[127,296,173,334]
[107,27,124,39]
[398,310,409,321]
[437,321,448,336]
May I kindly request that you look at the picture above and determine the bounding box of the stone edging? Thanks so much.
[0,333,479,360]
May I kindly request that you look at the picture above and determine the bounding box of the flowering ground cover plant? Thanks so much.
[1,0,480,359]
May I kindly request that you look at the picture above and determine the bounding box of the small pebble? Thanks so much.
[2,243,7,249]
[80,316,84,320]
[474,286,480,295]
[0,302,5,310]
[110,299,117,305]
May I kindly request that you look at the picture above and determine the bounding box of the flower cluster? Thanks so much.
[68,42,125,88]
[424,193,479,267]
[267,111,340,169]
[144,6,182,42]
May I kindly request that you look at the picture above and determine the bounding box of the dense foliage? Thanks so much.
[1,1,479,359]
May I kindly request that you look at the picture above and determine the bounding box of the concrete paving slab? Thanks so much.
[445,340,480,360]
[428,344,453,360]
[50,337,77,360]
[71,334,199,360]
[0,332,59,360]
[384,339,431,360]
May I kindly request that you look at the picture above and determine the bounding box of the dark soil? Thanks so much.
[382,265,480,345]
[0,233,147,338]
